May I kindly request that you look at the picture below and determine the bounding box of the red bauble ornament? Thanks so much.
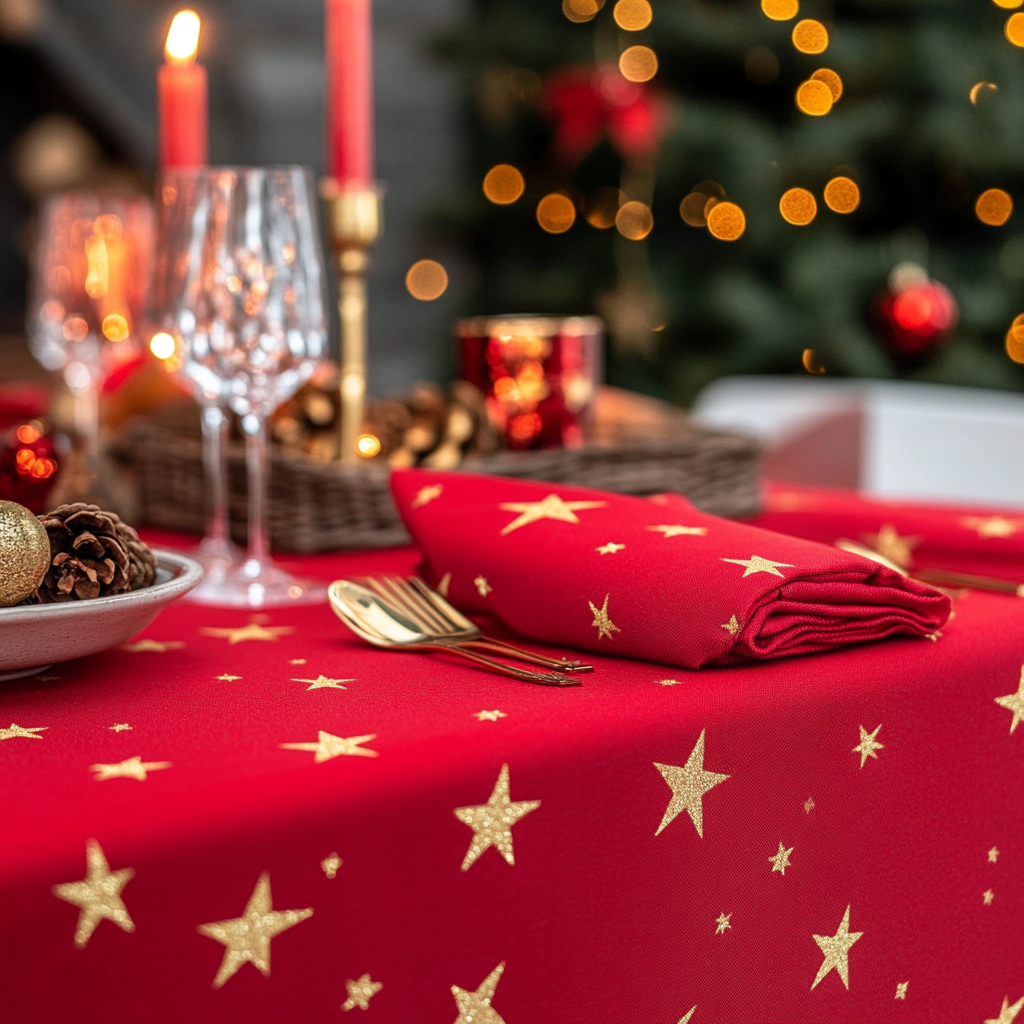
[876,268,958,361]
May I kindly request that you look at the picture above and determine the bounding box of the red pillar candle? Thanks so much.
[326,0,374,185]
[158,10,208,169]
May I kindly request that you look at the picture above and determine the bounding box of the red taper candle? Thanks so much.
[158,10,208,169]
[326,0,374,185]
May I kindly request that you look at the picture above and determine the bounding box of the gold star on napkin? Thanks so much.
[217,674,242,681]
[412,484,444,509]
[108,723,132,732]
[454,764,540,871]
[201,623,294,644]
[596,542,625,554]
[811,905,863,990]
[654,729,730,838]
[896,982,908,1000]
[294,675,353,691]
[994,667,1024,734]
[280,731,378,763]
[91,756,171,781]
[962,516,1020,539]
[321,853,342,879]
[499,494,606,536]
[647,524,708,538]
[989,847,1000,863]
[0,723,47,741]
[474,710,506,722]
[769,842,794,875]
[983,889,995,905]
[679,1008,696,1024]
[197,872,312,988]
[342,973,383,1011]
[121,639,184,653]
[853,724,884,768]
[721,615,741,637]
[721,555,795,578]
[52,839,135,948]
[862,524,920,568]
[589,593,620,640]
[804,797,815,813]
[986,994,1024,1024]
[475,575,493,596]
[451,962,506,1024]
[715,912,732,934]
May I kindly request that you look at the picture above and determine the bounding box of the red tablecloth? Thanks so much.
[1,489,1022,1024]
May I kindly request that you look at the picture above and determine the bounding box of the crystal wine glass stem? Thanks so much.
[241,412,272,571]
[68,373,100,469]
[200,402,231,545]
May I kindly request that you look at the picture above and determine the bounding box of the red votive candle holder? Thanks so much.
[457,315,603,450]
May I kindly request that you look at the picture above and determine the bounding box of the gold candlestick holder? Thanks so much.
[321,181,382,464]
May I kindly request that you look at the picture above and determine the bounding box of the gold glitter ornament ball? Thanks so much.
[0,500,51,606]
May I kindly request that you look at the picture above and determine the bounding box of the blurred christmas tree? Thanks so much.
[433,0,1024,403]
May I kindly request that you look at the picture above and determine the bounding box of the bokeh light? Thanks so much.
[101,313,129,342]
[615,201,654,240]
[619,45,658,82]
[356,433,382,457]
[993,0,1022,8]
[614,0,652,30]
[975,189,1014,226]
[796,79,833,116]
[779,188,817,225]
[706,202,746,241]
[745,47,780,84]
[1006,12,1024,45]
[149,332,176,360]
[680,181,726,227]
[810,68,842,101]
[1006,314,1024,363]
[585,188,622,229]
[405,259,449,300]
[483,164,525,204]
[536,193,577,233]
[563,0,599,23]
[761,0,798,20]
[824,176,860,213]
[792,19,828,54]
[969,81,999,105]
[802,349,826,373]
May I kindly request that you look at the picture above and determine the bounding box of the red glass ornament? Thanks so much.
[876,278,958,360]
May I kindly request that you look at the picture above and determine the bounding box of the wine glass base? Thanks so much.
[186,560,326,608]
[190,536,243,577]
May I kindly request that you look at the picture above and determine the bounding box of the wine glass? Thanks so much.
[166,166,328,607]
[27,191,155,489]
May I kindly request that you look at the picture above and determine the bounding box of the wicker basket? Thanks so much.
[117,391,760,553]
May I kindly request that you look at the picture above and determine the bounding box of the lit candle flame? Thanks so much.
[165,10,201,63]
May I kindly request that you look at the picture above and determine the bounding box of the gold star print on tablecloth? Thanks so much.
[596,542,625,554]
[769,842,794,875]
[217,674,241,681]
[121,639,184,653]
[451,962,506,1024]
[986,995,1024,1024]
[983,889,995,905]
[804,797,815,813]
[197,872,312,988]
[647,524,708,538]
[0,723,47,741]
[294,675,353,691]
[52,839,134,948]
[280,731,378,763]
[853,724,884,767]
[989,847,1000,863]
[896,982,908,1000]
[678,1008,696,1024]
[654,729,730,838]
[862,523,920,569]
[589,594,620,640]
[994,667,1024,734]
[108,723,132,732]
[721,615,741,637]
[811,905,863,990]
[454,764,540,872]
[321,853,342,879]
[474,710,506,722]
[962,515,1021,539]
[91,756,171,781]
[657,679,683,686]
[342,974,383,1011]
[715,912,732,934]
[201,623,294,644]
[499,494,606,536]
[475,575,493,597]
[412,483,443,509]
[721,555,795,578]
[289,659,306,665]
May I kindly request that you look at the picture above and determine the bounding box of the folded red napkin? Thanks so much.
[390,469,951,669]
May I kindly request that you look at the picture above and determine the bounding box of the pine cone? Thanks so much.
[31,503,154,603]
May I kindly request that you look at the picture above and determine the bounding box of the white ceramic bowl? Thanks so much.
[0,550,202,678]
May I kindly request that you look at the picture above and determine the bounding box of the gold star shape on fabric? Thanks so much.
[654,729,730,838]
[986,994,1024,1024]
[438,572,452,597]
[91,756,171,781]
[715,912,732,934]
[289,658,306,665]
[925,631,942,642]
[769,841,794,875]
[201,623,294,644]
[454,764,540,872]
[896,982,908,1000]
[342,974,383,1011]
[721,615,741,637]
[861,523,920,569]
[596,542,625,554]
[805,797,816,813]
[589,593,621,640]
[962,515,1020,539]
[197,872,312,989]
[52,839,135,949]
[679,1008,696,1024]
[451,962,506,1024]
[0,723,47,741]
[811,905,863,990]
[217,674,242,681]
[983,889,994,905]
[280,731,378,763]
[853,724,884,768]
[121,639,184,653]
[499,494,606,536]
[474,575,493,597]
[412,483,444,509]
[647,524,708,538]
[657,678,683,686]
[994,668,1024,734]
[989,847,1000,863]
[474,710,507,722]
[721,555,795,578]
[108,723,132,732]
[321,853,342,879]
[294,675,353,691]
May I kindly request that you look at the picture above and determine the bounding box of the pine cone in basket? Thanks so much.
[30,503,156,603]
